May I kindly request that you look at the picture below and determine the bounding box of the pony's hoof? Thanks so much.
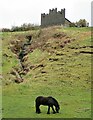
[53,112,56,114]
[37,112,41,114]
[47,112,50,114]
[36,111,41,114]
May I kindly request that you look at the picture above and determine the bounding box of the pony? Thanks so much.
[35,96,60,114]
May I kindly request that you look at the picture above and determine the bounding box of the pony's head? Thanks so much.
[55,104,60,113]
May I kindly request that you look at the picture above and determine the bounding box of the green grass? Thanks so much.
[2,83,91,118]
[2,27,91,118]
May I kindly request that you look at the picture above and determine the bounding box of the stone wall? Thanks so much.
[41,8,65,27]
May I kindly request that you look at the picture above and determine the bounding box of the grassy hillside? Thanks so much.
[2,26,92,118]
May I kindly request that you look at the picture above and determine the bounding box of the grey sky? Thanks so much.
[0,0,92,28]
[91,1,93,26]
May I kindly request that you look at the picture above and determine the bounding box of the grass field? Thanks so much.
[2,26,92,118]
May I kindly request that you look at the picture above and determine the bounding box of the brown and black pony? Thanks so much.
[35,96,60,114]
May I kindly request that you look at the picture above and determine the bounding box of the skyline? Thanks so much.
[0,0,92,28]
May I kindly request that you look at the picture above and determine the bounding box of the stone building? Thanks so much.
[41,8,71,27]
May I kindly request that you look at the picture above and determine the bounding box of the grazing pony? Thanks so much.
[35,96,60,114]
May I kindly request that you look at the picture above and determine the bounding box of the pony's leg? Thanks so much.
[51,106,56,114]
[36,102,38,113]
[36,106,38,113]
[36,107,41,113]
[38,106,41,113]
[36,104,41,113]
[47,106,50,114]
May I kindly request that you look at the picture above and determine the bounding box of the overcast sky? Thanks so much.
[0,0,92,28]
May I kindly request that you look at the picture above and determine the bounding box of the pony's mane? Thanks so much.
[48,96,59,107]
